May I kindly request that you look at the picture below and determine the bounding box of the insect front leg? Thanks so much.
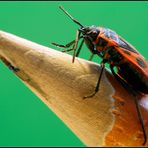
[72,30,81,63]
[52,31,83,62]
[61,47,75,53]
[52,36,83,52]
[76,39,84,57]
[62,37,84,55]
[52,39,76,49]
[89,53,95,61]
[110,64,147,145]
[83,59,106,99]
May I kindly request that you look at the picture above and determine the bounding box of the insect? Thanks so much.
[52,6,148,145]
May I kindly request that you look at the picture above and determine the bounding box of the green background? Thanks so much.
[0,1,148,146]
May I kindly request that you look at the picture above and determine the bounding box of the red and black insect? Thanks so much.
[52,6,148,145]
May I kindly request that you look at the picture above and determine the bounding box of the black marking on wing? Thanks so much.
[123,50,131,55]
[107,46,123,63]
[136,57,147,68]
[118,37,139,54]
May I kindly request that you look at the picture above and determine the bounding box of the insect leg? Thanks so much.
[52,36,83,49]
[83,60,106,99]
[76,39,84,57]
[62,37,84,57]
[110,65,128,88]
[89,44,97,61]
[72,30,81,63]
[57,36,84,54]
[61,48,75,53]
[134,94,147,145]
[110,65,147,145]
[89,53,94,61]
[51,39,76,48]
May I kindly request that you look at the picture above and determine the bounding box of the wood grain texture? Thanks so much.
[0,30,147,146]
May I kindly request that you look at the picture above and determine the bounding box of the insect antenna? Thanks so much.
[59,6,84,28]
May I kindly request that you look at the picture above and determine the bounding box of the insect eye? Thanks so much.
[92,31,97,35]
[91,31,98,40]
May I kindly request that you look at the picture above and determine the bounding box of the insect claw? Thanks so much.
[142,139,146,146]
[51,42,66,48]
[142,133,147,146]
[61,48,74,53]
[83,92,97,99]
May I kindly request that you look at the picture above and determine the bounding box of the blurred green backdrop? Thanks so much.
[0,1,148,146]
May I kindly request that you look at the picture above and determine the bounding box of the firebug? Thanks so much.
[52,6,148,145]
